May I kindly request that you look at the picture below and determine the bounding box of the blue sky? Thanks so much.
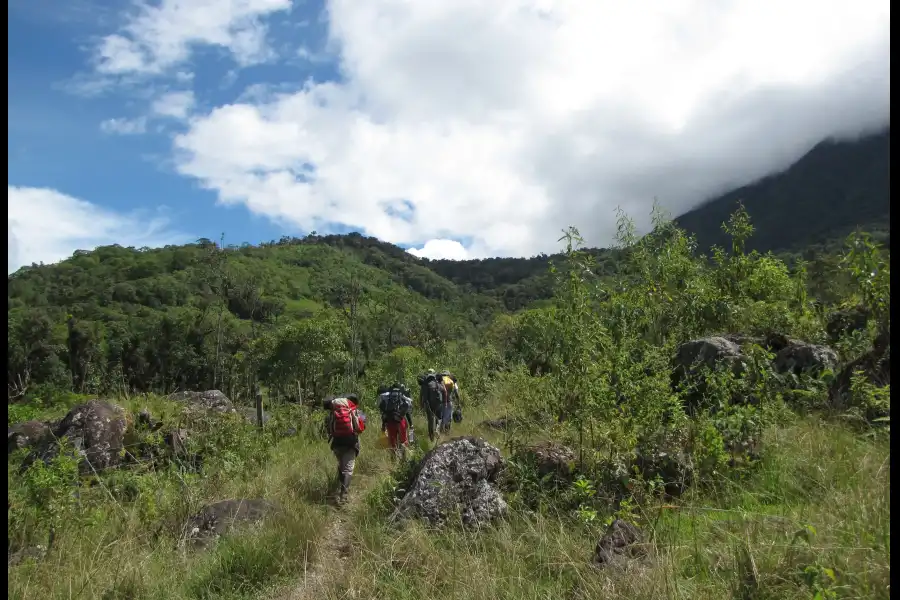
[9,0,336,259]
[7,0,890,273]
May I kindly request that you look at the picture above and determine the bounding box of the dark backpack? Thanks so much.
[424,377,445,412]
[384,388,406,422]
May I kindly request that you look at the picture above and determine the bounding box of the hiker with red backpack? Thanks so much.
[323,394,366,504]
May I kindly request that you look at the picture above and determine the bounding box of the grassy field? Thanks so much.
[7,393,890,600]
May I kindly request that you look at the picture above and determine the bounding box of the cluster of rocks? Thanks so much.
[671,333,840,411]
[392,435,646,568]
[8,390,285,558]
[11,399,131,474]
[672,330,889,415]
[7,390,264,474]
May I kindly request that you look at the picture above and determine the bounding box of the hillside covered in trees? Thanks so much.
[7,166,891,407]
[7,234,507,407]
[423,128,891,308]
[675,127,890,254]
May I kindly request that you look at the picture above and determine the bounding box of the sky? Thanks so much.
[7,0,891,273]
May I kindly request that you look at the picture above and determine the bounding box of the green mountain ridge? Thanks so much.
[675,127,890,253]
[7,127,890,398]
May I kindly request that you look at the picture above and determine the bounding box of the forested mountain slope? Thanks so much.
[675,128,890,253]
[7,237,500,401]
[425,128,890,308]
[7,128,890,397]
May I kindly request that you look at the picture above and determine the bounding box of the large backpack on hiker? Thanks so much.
[383,388,407,423]
[327,398,366,438]
[422,375,445,415]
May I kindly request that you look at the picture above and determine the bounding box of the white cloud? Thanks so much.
[152,90,196,119]
[7,186,185,274]
[94,0,291,77]
[100,116,148,135]
[168,0,889,258]
[407,239,469,261]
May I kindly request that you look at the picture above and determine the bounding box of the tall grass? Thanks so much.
[8,393,889,600]
[8,421,332,600]
[300,417,890,600]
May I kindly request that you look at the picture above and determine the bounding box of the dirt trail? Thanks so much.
[276,467,385,600]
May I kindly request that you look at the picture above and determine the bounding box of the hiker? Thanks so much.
[378,382,414,460]
[438,370,462,432]
[323,393,366,504]
[398,383,416,444]
[418,369,449,442]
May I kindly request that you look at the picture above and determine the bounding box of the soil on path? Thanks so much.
[275,465,388,600]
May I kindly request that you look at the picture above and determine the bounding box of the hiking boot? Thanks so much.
[338,474,352,504]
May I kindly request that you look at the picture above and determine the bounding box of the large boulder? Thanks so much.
[773,341,839,377]
[593,519,646,567]
[8,420,52,455]
[392,436,507,528]
[182,498,278,549]
[672,336,747,385]
[23,400,130,474]
[167,390,235,414]
[671,336,748,412]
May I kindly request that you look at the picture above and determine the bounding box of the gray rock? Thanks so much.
[8,420,52,455]
[671,336,748,412]
[182,498,278,549]
[672,336,746,383]
[167,390,235,413]
[23,400,129,474]
[773,342,839,376]
[593,519,646,567]
[393,436,507,528]
[515,441,576,481]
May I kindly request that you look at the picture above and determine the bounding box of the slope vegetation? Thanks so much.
[7,206,890,600]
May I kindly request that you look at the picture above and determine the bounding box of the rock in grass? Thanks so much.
[22,399,130,474]
[593,519,646,567]
[393,436,507,528]
[182,498,279,549]
[8,420,53,455]
[167,389,235,414]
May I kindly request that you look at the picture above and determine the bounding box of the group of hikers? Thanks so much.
[320,368,462,503]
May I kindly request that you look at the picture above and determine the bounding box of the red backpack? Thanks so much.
[328,399,365,437]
